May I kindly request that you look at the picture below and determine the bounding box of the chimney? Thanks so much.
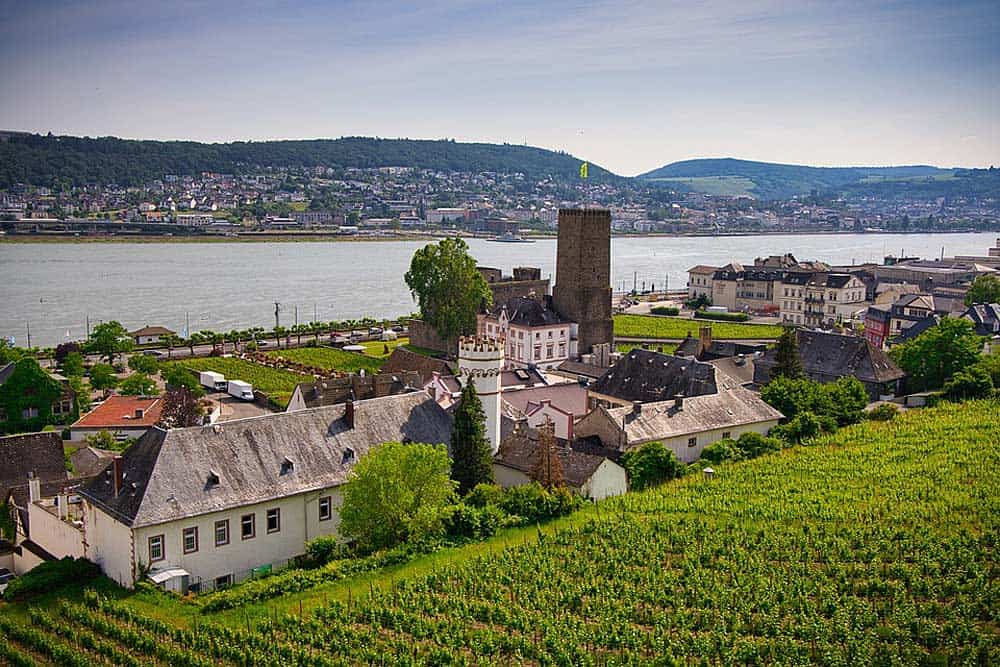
[344,400,357,429]
[135,408,145,419]
[57,493,68,520]
[674,394,685,411]
[27,473,40,503]
[698,327,712,357]
[632,401,643,416]
[112,455,124,497]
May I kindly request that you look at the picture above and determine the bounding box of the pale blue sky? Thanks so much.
[0,0,996,175]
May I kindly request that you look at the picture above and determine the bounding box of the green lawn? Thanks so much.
[1,400,995,664]
[616,341,678,355]
[614,313,783,340]
[266,346,384,374]
[164,357,308,407]
[359,336,409,358]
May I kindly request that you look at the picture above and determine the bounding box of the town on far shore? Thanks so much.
[1,211,998,607]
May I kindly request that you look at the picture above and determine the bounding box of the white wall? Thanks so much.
[83,501,135,587]
[579,460,628,501]
[646,420,779,464]
[27,503,84,560]
[70,426,150,443]
[492,464,531,489]
[128,487,343,589]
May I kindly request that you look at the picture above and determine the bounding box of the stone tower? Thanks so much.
[552,208,613,355]
[457,336,504,455]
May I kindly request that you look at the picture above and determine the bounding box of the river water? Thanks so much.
[1,233,995,347]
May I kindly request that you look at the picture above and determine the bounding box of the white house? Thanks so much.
[77,392,452,592]
[479,297,576,369]
[129,325,176,345]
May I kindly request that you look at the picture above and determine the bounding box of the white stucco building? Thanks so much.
[479,297,576,370]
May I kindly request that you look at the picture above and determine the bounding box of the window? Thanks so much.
[183,527,198,554]
[215,519,230,547]
[722,432,731,440]
[546,344,554,359]
[533,345,541,359]
[241,513,255,540]
[215,574,233,590]
[687,437,697,447]
[148,535,164,562]
[547,331,553,338]
[266,508,281,534]
[21,407,39,419]
[319,496,332,521]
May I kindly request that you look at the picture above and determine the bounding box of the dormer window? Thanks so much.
[281,457,295,474]
[207,470,220,486]
[342,448,355,464]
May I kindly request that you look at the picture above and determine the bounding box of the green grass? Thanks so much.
[644,175,756,196]
[614,313,783,340]
[359,336,409,358]
[1,400,995,663]
[266,346,385,374]
[616,342,678,355]
[163,357,308,407]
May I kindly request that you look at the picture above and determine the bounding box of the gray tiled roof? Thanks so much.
[78,392,453,528]
[496,427,607,488]
[591,349,718,402]
[0,431,67,502]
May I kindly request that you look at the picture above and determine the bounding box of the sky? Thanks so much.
[0,0,997,175]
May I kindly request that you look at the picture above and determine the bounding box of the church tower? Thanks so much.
[458,336,504,454]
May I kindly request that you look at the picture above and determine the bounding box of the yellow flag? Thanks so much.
[579,162,589,179]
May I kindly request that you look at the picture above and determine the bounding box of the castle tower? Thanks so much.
[552,208,613,355]
[458,336,504,454]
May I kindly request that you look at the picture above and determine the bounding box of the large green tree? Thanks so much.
[404,238,492,342]
[889,317,983,391]
[86,321,133,364]
[772,327,804,379]
[119,373,156,396]
[339,441,456,552]
[450,382,495,494]
[965,274,1000,306]
[88,363,118,394]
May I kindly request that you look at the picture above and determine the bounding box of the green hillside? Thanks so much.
[0,133,617,188]
[2,399,996,664]
[639,157,956,200]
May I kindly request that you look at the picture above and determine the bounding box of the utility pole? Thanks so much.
[633,271,637,294]
[294,306,298,327]
[274,302,280,329]
[26,321,31,348]
[314,303,318,323]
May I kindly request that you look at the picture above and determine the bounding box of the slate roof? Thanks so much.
[756,330,905,384]
[380,348,454,385]
[491,297,567,327]
[78,392,453,528]
[129,326,175,337]
[962,303,1000,335]
[70,446,117,478]
[591,349,719,403]
[0,431,67,503]
[674,336,767,361]
[500,367,548,389]
[892,314,941,344]
[496,427,608,488]
[291,371,422,409]
[72,395,164,429]
[605,388,784,445]
[555,360,607,380]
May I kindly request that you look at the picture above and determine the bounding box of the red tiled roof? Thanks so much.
[72,395,164,429]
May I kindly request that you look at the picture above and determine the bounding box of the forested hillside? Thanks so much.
[0,133,616,187]
[639,157,960,200]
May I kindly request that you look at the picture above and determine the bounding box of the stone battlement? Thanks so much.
[458,335,505,358]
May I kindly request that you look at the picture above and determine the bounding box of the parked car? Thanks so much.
[143,349,166,358]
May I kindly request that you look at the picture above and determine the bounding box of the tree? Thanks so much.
[530,421,565,489]
[89,363,118,394]
[158,387,204,428]
[54,341,81,363]
[760,376,832,422]
[772,327,804,379]
[119,373,156,396]
[127,354,158,375]
[161,365,204,396]
[162,334,182,359]
[620,441,684,490]
[943,366,994,400]
[965,274,1000,306]
[822,376,869,426]
[890,317,983,390]
[60,351,85,377]
[339,441,456,552]
[0,340,29,364]
[450,383,495,494]
[404,237,492,342]
[84,430,128,452]
[86,321,133,364]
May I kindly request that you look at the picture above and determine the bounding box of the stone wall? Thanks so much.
[407,319,453,355]
[478,266,549,309]
[552,208,613,354]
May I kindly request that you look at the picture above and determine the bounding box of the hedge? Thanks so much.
[694,310,750,322]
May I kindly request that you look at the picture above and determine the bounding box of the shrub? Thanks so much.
[2,557,100,602]
[701,438,742,464]
[444,503,507,540]
[127,354,159,375]
[305,536,347,565]
[736,431,783,457]
[650,306,679,316]
[464,483,505,508]
[685,295,711,310]
[498,483,581,522]
[771,411,824,444]
[694,310,750,322]
[943,366,994,400]
[866,403,899,421]
[620,441,684,490]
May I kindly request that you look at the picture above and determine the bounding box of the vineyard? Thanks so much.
[265,346,386,374]
[613,314,783,340]
[2,400,997,665]
[164,357,308,407]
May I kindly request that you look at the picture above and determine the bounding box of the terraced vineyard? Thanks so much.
[614,314,783,340]
[3,400,997,665]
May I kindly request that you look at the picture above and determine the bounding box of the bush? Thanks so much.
[866,403,899,421]
[497,483,582,522]
[701,438,742,464]
[305,536,347,565]
[620,441,684,490]
[736,431,783,457]
[685,295,711,310]
[694,310,749,322]
[127,354,159,375]
[771,411,825,444]
[464,483,505,508]
[651,306,679,316]
[444,503,508,540]
[2,557,100,602]
[943,366,994,400]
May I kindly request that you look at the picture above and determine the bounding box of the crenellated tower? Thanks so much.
[457,336,504,455]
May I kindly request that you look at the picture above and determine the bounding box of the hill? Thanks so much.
[639,157,956,200]
[0,133,617,188]
[2,399,996,664]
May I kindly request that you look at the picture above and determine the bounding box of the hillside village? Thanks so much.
[2,211,998,602]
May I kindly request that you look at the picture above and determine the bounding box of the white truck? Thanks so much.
[227,380,254,401]
[199,371,227,392]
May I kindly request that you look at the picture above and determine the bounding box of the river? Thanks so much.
[1,232,995,347]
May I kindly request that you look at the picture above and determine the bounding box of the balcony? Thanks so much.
[805,295,825,304]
